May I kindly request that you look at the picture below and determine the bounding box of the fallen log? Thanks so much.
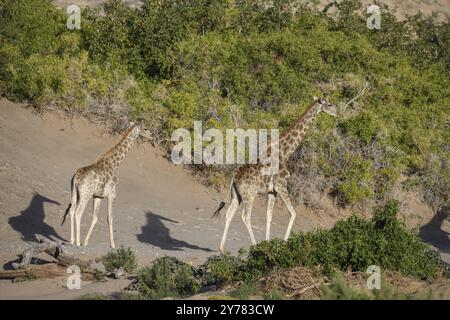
[11,238,90,271]
[0,263,66,280]
[1,238,124,281]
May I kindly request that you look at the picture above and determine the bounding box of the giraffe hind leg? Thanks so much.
[219,197,239,253]
[69,184,78,245]
[107,185,117,249]
[83,197,101,246]
[241,193,257,246]
[74,188,90,247]
[265,192,276,241]
[219,182,241,253]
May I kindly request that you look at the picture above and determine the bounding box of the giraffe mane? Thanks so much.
[99,124,137,160]
[280,100,318,139]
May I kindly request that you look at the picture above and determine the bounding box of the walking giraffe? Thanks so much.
[214,98,337,252]
[62,120,149,248]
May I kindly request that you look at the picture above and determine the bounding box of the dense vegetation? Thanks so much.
[119,201,445,299]
[0,0,448,210]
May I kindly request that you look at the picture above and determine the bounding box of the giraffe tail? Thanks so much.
[212,178,242,219]
[212,201,226,219]
[61,174,76,226]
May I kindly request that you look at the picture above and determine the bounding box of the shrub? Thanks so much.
[244,200,441,280]
[199,253,243,287]
[103,246,138,274]
[228,282,258,300]
[137,256,200,299]
[76,293,110,300]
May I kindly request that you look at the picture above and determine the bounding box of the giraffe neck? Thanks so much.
[100,124,139,171]
[279,102,321,161]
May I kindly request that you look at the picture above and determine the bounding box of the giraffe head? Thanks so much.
[131,118,152,140]
[315,97,337,117]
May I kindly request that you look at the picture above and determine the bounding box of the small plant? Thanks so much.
[320,273,370,300]
[137,256,200,299]
[264,289,289,300]
[103,246,137,274]
[117,291,146,300]
[199,253,243,286]
[320,272,436,300]
[229,282,258,300]
[76,293,110,300]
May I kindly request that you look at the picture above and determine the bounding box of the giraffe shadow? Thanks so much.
[137,210,213,252]
[8,192,65,243]
[419,206,450,255]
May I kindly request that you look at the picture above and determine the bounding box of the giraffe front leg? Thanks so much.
[107,192,116,249]
[265,192,276,241]
[279,187,297,240]
[83,197,101,246]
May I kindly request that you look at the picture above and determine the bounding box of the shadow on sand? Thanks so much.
[8,192,65,243]
[137,210,213,252]
[419,206,450,256]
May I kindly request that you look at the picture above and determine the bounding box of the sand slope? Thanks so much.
[0,99,448,299]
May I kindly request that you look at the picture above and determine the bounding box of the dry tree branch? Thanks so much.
[343,81,369,113]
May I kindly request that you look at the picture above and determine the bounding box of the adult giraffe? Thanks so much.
[62,120,149,248]
[214,98,337,252]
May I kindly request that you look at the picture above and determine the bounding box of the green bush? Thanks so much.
[137,256,201,299]
[128,202,443,298]
[245,200,440,280]
[228,282,258,300]
[199,253,243,287]
[103,246,138,273]
[340,113,379,145]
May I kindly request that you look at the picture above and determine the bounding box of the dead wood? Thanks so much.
[0,238,99,280]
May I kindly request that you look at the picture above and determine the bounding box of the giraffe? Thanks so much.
[213,98,337,252]
[61,120,149,248]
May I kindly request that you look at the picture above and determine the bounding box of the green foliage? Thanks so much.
[0,0,65,56]
[244,200,440,280]
[337,155,374,205]
[228,282,258,300]
[320,273,371,300]
[103,246,138,274]
[199,253,243,287]
[0,0,448,209]
[264,288,289,300]
[76,293,110,300]
[320,272,437,300]
[137,256,201,299]
[129,202,442,299]
[340,113,379,145]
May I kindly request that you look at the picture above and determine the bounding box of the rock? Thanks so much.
[89,261,106,274]
[113,266,125,279]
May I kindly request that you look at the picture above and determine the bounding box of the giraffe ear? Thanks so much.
[130,121,135,126]
[313,96,318,101]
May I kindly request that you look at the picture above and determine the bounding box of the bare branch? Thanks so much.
[344,81,369,111]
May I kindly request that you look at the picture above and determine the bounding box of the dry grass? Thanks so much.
[262,266,450,300]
